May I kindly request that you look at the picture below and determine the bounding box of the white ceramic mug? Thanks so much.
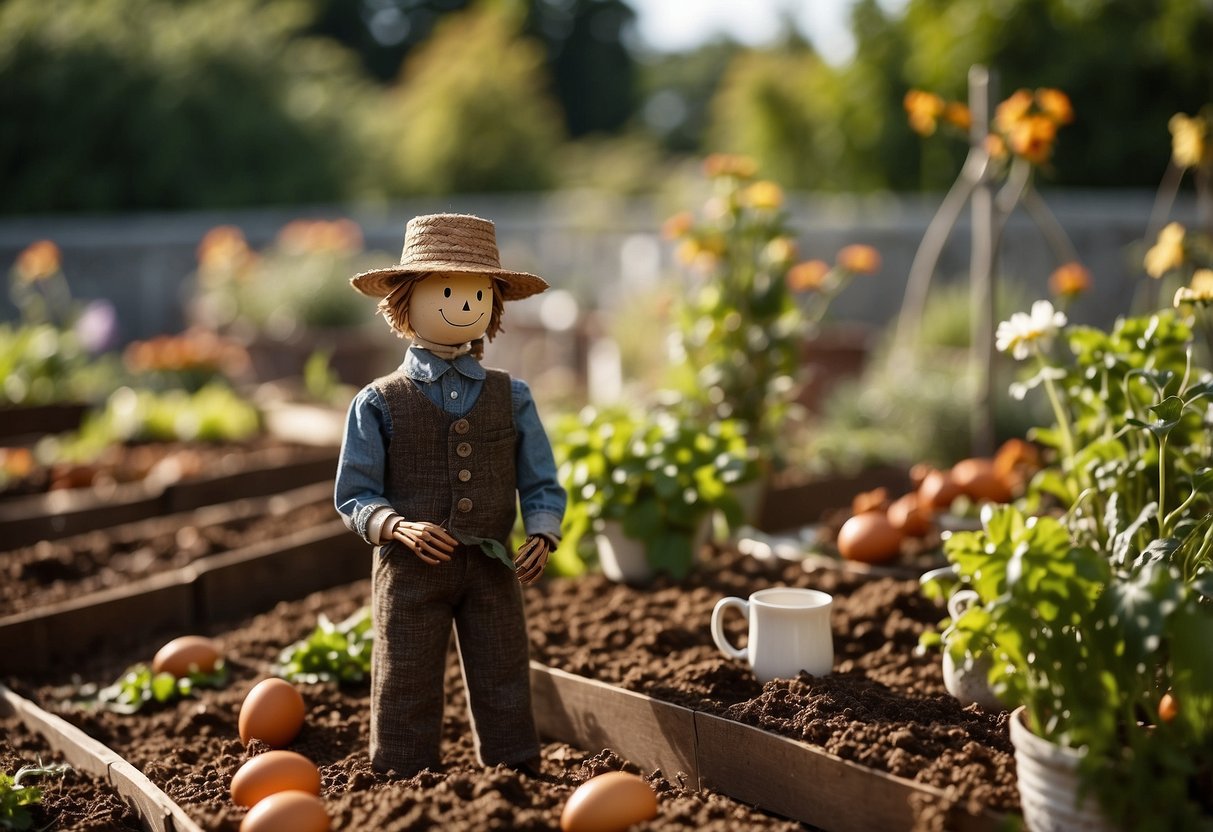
[711,587,834,683]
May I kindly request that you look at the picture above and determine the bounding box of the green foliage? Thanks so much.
[552,405,758,578]
[381,6,565,195]
[0,762,69,831]
[0,323,117,407]
[96,662,229,714]
[277,608,373,685]
[0,0,373,212]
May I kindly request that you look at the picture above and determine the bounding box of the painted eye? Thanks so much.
[444,287,451,298]
[476,290,483,301]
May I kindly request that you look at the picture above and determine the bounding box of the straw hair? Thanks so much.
[351,213,548,301]
[378,275,505,359]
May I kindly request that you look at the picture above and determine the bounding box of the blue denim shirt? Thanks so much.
[335,347,566,546]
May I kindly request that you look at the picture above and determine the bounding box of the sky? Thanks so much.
[624,0,890,64]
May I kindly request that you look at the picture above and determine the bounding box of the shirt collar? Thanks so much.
[403,346,486,383]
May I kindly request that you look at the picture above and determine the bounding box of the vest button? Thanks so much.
[456,442,472,458]
[458,469,472,482]
[452,418,470,435]
[457,497,473,513]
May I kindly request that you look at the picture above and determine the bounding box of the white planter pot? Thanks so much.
[595,517,713,584]
[940,590,1003,711]
[1009,707,1117,832]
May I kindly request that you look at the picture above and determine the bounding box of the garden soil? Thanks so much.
[9,546,1017,831]
[0,713,143,830]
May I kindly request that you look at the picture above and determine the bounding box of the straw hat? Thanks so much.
[351,213,548,301]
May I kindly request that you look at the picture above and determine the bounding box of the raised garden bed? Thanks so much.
[10,580,809,832]
[0,441,338,548]
[0,401,89,444]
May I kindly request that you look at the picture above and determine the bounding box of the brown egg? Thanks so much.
[239,790,329,832]
[239,678,305,748]
[886,492,932,538]
[951,458,1012,504]
[850,486,889,515]
[151,636,222,678]
[836,512,903,564]
[561,771,658,832]
[230,751,321,808]
[918,468,961,511]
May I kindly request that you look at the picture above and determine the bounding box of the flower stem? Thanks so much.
[1039,355,1076,472]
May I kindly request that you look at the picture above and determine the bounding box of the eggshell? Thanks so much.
[886,492,932,537]
[918,468,961,511]
[239,678,305,747]
[151,636,221,678]
[239,789,329,832]
[950,458,1012,504]
[230,751,321,808]
[850,486,889,515]
[561,772,658,832]
[837,512,903,564]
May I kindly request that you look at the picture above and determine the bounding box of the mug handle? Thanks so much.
[947,589,981,621]
[711,597,749,662]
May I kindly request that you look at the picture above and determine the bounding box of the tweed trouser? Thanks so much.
[370,542,539,775]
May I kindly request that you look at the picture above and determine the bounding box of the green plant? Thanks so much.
[0,761,69,831]
[552,404,758,578]
[663,158,880,465]
[277,608,373,685]
[93,662,229,714]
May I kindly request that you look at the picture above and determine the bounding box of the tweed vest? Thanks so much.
[374,368,518,545]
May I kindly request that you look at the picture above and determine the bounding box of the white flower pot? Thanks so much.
[1009,706,1117,832]
[940,590,1003,711]
[595,517,713,584]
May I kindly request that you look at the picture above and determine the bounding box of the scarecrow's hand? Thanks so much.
[392,520,457,565]
[514,535,550,585]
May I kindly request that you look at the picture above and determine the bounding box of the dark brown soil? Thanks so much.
[526,547,1018,819]
[1,487,336,616]
[15,581,807,832]
[0,713,143,830]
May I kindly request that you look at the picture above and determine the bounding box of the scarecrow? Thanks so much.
[335,213,566,776]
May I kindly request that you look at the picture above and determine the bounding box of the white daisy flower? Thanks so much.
[995,300,1068,360]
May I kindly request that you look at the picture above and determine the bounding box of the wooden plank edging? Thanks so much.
[0,683,205,832]
[527,662,1003,832]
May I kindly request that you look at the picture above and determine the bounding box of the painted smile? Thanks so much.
[439,309,485,328]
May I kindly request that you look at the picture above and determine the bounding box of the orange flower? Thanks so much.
[904,89,945,136]
[703,153,757,180]
[14,240,61,284]
[317,219,364,253]
[994,89,1034,135]
[197,226,252,272]
[676,239,701,266]
[985,134,1009,160]
[662,211,695,240]
[1036,89,1074,125]
[1010,115,1058,165]
[1169,113,1208,169]
[787,260,831,292]
[836,244,881,275]
[943,101,972,132]
[1145,223,1185,279]
[1049,262,1092,297]
[744,180,784,211]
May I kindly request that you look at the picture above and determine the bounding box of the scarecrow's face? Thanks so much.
[409,272,495,345]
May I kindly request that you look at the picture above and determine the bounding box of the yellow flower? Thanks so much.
[1174,269,1213,306]
[1010,115,1058,165]
[676,239,701,266]
[904,89,945,136]
[994,89,1035,135]
[836,244,882,275]
[787,260,831,292]
[14,240,61,284]
[1145,223,1186,279]
[1049,262,1092,297]
[1169,113,1208,170]
[703,153,757,180]
[744,180,784,211]
[662,211,695,240]
[1036,89,1074,125]
[197,226,252,272]
[942,101,972,132]
[764,236,797,265]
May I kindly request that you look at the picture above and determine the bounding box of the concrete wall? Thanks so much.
[0,190,1198,345]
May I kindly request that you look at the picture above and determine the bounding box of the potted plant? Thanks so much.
[552,403,758,583]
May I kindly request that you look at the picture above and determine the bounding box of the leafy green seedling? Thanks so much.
[95,662,229,714]
[277,608,373,685]
[0,760,70,831]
